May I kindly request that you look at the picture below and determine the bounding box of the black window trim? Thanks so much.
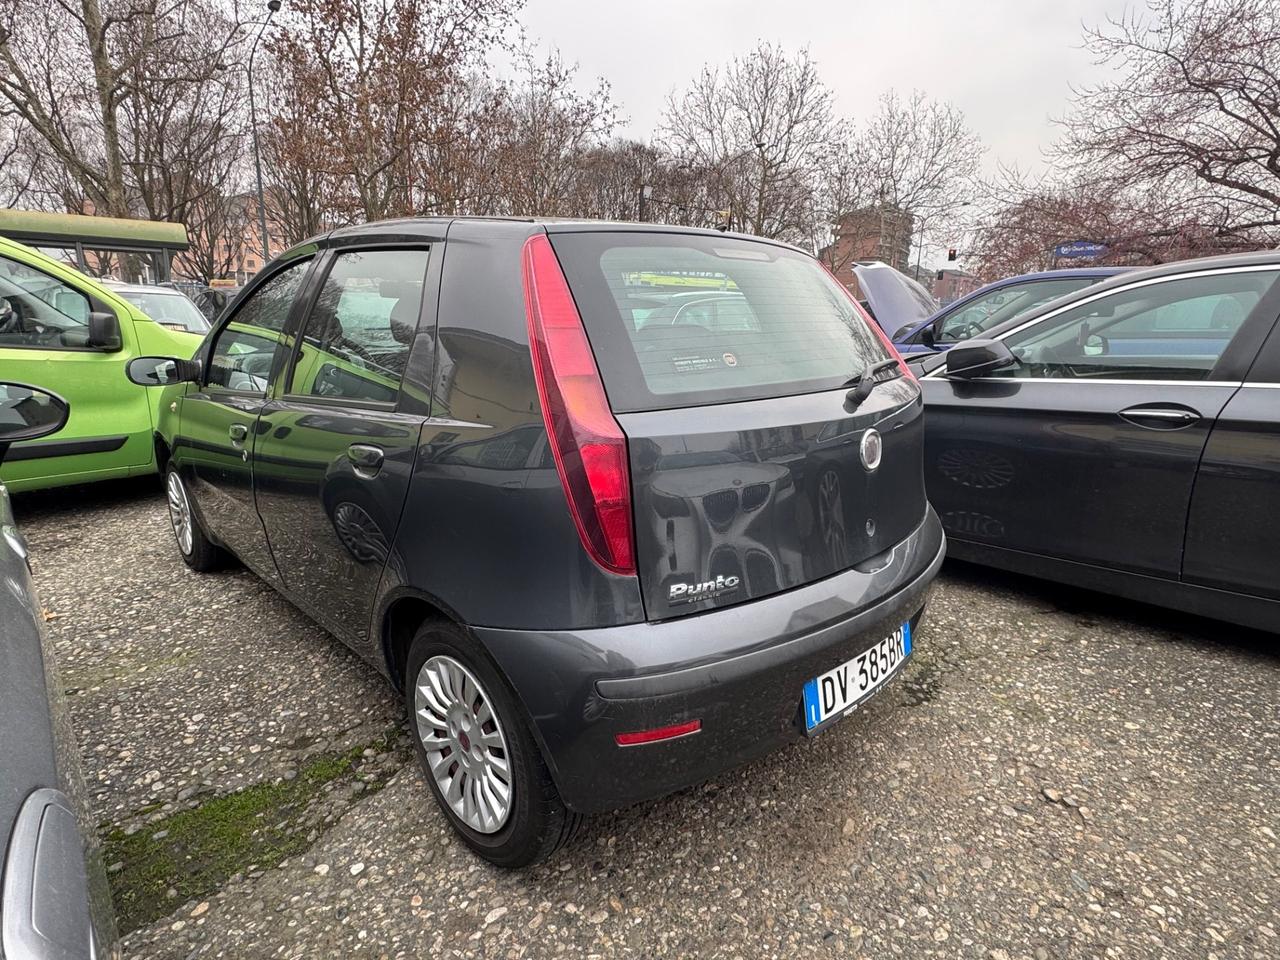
[200,252,318,398]
[276,242,433,413]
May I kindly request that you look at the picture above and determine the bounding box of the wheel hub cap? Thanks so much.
[166,472,194,556]
[413,655,512,833]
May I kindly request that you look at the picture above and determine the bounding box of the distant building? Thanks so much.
[819,204,915,293]
[907,264,936,294]
[933,268,982,305]
[211,194,287,284]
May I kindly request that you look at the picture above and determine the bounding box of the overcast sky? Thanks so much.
[518,0,1135,177]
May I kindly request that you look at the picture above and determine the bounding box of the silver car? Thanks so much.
[0,382,117,958]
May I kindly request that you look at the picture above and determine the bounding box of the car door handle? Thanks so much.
[228,422,248,444]
[1119,405,1200,428]
[348,444,385,478]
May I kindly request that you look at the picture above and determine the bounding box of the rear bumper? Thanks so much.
[473,508,946,813]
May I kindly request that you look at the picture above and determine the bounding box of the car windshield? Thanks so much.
[118,290,210,333]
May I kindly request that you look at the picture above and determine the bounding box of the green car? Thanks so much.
[0,236,205,492]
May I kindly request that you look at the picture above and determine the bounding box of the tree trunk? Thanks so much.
[80,0,129,218]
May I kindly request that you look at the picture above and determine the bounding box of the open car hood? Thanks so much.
[852,262,938,338]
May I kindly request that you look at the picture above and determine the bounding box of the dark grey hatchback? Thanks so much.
[128,219,945,865]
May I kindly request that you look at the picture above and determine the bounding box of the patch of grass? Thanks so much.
[103,733,407,933]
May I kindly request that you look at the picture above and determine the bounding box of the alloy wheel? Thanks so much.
[166,471,194,556]
[413,655,513,834]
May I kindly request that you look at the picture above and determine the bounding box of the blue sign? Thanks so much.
[1054,241,1109,259]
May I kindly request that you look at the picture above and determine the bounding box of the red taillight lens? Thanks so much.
[819,261,917,384]
[522,234,636,576]
[614,719,702,746]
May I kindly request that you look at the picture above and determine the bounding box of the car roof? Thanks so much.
[306,216,811,258]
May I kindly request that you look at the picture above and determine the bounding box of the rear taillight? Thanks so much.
[522,233,636,576]
[820,261,917,384]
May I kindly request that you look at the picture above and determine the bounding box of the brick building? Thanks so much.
[933,268,983,304]
[818,204,915,293]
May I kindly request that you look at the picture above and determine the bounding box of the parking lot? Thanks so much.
[16,478,1278,960]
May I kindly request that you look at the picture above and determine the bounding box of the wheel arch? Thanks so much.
[379,588,464,693]
[378,587,570,795]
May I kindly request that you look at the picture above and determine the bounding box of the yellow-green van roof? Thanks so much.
[0,209,189,249]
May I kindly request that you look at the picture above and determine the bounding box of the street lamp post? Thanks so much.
[247,0,281,267]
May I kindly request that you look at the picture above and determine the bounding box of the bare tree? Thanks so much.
[1058,0,1280,239]
[971,165,1259,279]
[486,47,617,217]
[178,189,253,281]
[660,44,842,242]
[264,0,518,225]
[850,90,982,266]
[0,0,246,219]
[0,115,38,206]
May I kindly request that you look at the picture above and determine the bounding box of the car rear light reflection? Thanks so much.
[614,719,702,747]
[522,233,636,576]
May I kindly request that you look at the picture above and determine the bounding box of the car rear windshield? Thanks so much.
[550,232,893,412]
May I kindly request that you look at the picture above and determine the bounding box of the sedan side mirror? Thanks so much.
[919,324,937,349]
[87,311,122,351]
[944,338,1017,379]
[126,356,201,386]
[0,382,70,466]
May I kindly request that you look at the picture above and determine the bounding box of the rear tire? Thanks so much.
[165,466,227,572]
[404,622,583,867]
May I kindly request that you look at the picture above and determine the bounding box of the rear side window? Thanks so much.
[551,233,891,412]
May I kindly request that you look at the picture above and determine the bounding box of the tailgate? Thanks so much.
[548,229,928,620]
[619,380,923,619]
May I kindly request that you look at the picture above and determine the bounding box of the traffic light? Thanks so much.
[947,248,958,261]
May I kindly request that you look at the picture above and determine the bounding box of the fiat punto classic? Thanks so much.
[127,218,945,865]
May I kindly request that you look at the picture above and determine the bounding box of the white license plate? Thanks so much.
[802,622,912,732]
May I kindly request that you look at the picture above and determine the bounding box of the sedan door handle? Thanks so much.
[1119,405,1200,428]
[228,422,248,444]
[348,443,385,478]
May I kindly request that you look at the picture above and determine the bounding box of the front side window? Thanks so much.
[936,277,1098,343]
[287,248,428,404]
[996,270,1279,381]
[207,258,311,394]
[0,253,93,349]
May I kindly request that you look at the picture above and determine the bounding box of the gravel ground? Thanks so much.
[14,478,1279,960]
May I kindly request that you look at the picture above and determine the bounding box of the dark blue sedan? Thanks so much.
[853,264,1129,354]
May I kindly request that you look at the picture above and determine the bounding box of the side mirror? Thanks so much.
[0,382,70,466]
[87,311,122,351]
[1083,333,1109,357]
[944,338,1017,379]
[919,324,937,349]
[126,356,201,386]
